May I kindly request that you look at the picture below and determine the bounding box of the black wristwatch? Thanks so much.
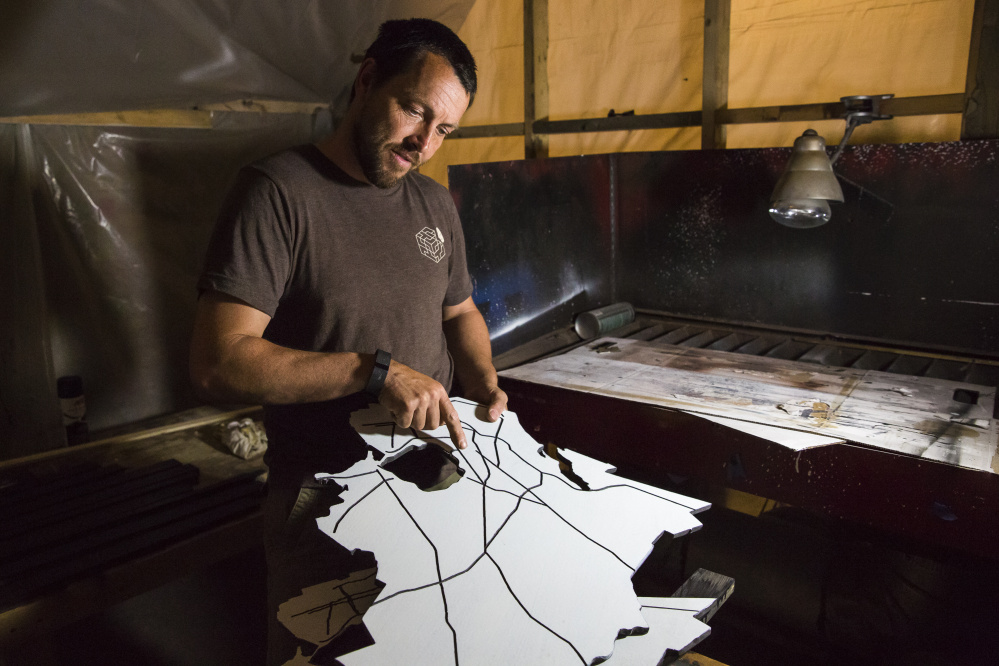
[365,349,391,398]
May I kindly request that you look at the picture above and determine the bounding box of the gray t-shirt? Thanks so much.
[199,144,473,471]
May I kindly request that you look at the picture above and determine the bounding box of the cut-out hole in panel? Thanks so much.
[381,444,464,491]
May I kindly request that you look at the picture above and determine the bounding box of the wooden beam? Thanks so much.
[962,0,999,139]
[702,0,731,150]
[720,93,964,125]
[883,93,965,117]
[449,122,525,139]
[671,568,735,624]
[534,111,703,134]
[0,101,330,129]
[445,94,964,140]
[196,100,328,115]
[0,109,213,129]
[524,0,549,158]
[0,406,261,468]
[720,101,847,125]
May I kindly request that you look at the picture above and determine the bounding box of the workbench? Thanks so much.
[0,406,267,652]
[498,322,999,561]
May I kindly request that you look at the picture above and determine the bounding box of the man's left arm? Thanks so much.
[442,296,508,422]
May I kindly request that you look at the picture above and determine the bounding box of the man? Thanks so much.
[189,19,506,663]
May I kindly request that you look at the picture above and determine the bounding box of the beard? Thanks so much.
[351,112,422,189]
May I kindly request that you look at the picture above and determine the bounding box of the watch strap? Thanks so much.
[365,349,391,398]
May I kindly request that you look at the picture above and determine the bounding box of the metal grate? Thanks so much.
[495,311,999,393]
[619,315,999,388]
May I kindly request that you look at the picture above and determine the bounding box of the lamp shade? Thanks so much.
[769,130,844,228]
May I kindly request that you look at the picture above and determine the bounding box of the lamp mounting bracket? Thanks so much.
[841,94,894,125]
[829,94,895,165]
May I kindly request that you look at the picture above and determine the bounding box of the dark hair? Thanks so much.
[357,18,477,105]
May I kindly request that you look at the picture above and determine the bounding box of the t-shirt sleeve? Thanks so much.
[443,197,474,307]
[197,167,292,317]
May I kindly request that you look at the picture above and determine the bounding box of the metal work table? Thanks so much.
[496,312,999,561]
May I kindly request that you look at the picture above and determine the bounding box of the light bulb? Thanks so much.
[768,198,832,228]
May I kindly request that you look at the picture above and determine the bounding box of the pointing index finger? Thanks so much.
[441,398,467,450]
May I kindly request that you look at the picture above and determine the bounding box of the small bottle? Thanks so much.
[57,375,89,446]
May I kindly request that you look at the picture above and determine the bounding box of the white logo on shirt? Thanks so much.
[416,226,446,263]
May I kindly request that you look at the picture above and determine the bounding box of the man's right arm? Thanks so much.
[189,290,467,448]
[190,290,371,404]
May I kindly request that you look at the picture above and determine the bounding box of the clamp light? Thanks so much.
[769,94,893,228]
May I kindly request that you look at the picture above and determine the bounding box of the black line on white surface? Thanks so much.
[485,552,586,664]
[377,468,459,664]
[372,552,486,606]
[459,474,545,505]
[332,478,390,533]
[328,471,382,480]
[496,429,703,510]
[371,463,542,606]
[480,453,632,571]
[334,401,705,662]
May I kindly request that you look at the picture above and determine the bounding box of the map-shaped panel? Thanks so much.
[299,399,712,665]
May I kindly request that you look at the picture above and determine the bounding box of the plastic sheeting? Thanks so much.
[22,115,321,433]
[2,1,476,452]
[0,0,475,117]
[0,125,64,457]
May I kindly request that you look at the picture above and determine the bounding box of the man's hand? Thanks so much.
[379,360,468,450]
[442,296,508,424]
[464,384,508,422]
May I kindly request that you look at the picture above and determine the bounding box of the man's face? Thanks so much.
[352,52,470,188]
